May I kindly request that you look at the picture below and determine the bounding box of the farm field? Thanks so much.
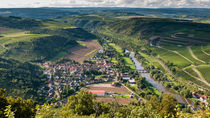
[191,46,210,63]
[68,40,102,63]
[196,65,210,83]
[96,97,136,105]
[184,66,199,78]
[84,83,136,105]
[85,83,131,93]
[163,46,203,64]
[152,47,191,67]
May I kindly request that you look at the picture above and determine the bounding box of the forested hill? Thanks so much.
[108,18,210,46]
[0,16,96,62]
[57,15,117,31]
[0,57,47,103]
[0,16,41,29]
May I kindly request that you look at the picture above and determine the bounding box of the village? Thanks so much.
[40,45,208,106]
[40,49,135,102]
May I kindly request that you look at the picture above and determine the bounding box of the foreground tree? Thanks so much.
[64,90,96,115]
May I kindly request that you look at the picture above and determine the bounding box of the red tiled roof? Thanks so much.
[89,90,105,95]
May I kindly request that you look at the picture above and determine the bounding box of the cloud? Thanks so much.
[0,0,210,8]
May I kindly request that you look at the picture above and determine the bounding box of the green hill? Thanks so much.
[98,17,210,92]
[0,57,47,103]
[0,16,96,62]
[109,18,210,46]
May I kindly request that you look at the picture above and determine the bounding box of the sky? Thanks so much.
[0,0,210,8]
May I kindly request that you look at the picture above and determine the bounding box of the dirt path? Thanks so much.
[158,46,193,64]
[153,56,209,91]
[172,50,194,63]
[187,46,206,64]
[182,68,210,87]
[191,65,210,87]
[201,46,210,56]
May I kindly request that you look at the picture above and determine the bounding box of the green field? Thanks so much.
[152,47,191,68]
[85,49,97,56]
[196,65,210,83]
[191,46,210,63]
[109,43,135,69]
[139,52,165,72]
[184,66,199,78]
[0,34,50,45]
[177,70,210,89]
[109,43,124,55]
[43,21,77,29]
[163,46,202,65]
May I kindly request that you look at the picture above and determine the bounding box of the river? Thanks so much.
[130,52,187,104]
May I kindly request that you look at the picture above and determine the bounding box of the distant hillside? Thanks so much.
[57,15,117,31]
[0,16,96,62]
[109,18,210,46]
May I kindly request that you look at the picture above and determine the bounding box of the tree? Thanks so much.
[64,90,96,115]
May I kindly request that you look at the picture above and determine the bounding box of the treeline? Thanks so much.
[37,90,209,118]
[0,88,36,118]
[0,58,48,103]
[0,16,41,29]
[30,28,97,40]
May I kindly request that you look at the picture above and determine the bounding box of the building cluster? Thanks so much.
[41,57,119,100]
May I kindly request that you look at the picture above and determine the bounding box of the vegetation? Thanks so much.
[0,88,36,118]
[37,90,210,118]
[0,58,48,103]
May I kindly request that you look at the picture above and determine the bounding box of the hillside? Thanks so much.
[0,16,96,62]
[0,58,47,103]
[109,18,210,46]
[57,15,117,31]
[98,18,210,95]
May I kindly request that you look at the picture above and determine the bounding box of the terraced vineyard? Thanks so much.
[100,17,210,92]
[196,65,210,83]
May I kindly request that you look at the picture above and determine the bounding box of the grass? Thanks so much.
[111,58,118,64]
[191,46,210,63]
[139,51,166,73]
[177,70,210,89]
[85,49,97,57]
[109,43,123,55]
[0,34,50,45]
[2,31,29,38]
[109,43,135,69]
[49,51,68,61]
[79,43,87,47]
[152,47,191,68]
[42,21,77,29]
[123,57,136,70]
[184,66,199,78]
[196,65,210,83]
[163,46,202,65]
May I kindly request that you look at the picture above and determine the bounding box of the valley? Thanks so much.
[0,7,210,118]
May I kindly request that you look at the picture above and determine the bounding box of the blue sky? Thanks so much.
[0,0,210,8]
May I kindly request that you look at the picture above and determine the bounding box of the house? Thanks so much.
[122,73,130,80]
[192,93,208,104]
[89,90,106,96]
[129,79,136,84]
